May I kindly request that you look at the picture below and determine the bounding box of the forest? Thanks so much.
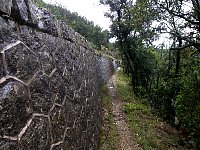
[100,0,200,145]
[34,0,199,145]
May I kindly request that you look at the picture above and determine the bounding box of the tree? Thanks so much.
[100,0,157,90]
[153,0,200,52]
[101,0,200,144]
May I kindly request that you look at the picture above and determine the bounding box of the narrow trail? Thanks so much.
[107,74,142,150]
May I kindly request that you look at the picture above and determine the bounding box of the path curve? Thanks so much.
[107,75,142,150]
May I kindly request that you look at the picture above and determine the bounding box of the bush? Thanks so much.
[150,79,176,124]
[123,103,150,114]
[174,74,200,135]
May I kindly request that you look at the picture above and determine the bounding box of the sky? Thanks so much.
[42,0,169,46]
[43,0,111,30]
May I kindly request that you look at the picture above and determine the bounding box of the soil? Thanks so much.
[107,75,142,150]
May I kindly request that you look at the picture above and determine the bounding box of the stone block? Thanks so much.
[0,0,12,15]
[20,117,51,149]
[2,40,40,82]
[11,0,29,22]
[29,74,54,114]
[28,0,58,35]
[0,82,30,137]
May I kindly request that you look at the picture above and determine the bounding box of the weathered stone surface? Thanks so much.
[11,0,29,22]
[0,82,30,136]
[0,0,12,15]
[20,117,51,149]
[0,18,17,50]
[49,106,65,143]
[0,0,116,149]
[29,74,54,114]
[51,144,63,150]
[63,128,77,149]
[30,5,58,35]
[3,41,40,82]
[97,56,115,84]
[49,71,66,105]
[0,140,17,150]
[0,55,4,79]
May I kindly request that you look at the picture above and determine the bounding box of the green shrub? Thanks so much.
[174,74,200,134]
[123,103,150,114]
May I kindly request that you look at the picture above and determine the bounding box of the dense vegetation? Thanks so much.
[100,0,200,146]
[33,0,110,50]
[116,70,188,149]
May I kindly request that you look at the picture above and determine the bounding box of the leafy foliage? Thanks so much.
[101,0,200,145]
[116,70,188,150]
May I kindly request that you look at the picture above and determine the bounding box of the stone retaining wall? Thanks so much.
[0,0,115,149]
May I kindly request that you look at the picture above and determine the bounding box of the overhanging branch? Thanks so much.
[170,44,193,50]
[154,1,200,26]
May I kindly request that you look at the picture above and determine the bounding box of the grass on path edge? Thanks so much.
[115,70,187,150]
[99,85,118,150]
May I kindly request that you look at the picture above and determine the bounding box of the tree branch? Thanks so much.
[156,1,200,26]
[170,44,193,50]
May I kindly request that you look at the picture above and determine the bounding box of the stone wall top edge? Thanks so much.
[0,0,93,50]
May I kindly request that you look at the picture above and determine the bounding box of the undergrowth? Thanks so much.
[116,70,188,150]
[99,85,118,150]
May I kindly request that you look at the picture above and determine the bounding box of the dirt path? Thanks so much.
[107,75,142,150]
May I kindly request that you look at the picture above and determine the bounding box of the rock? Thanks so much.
[11,0,58,36]
[0,0,12,15]
[29,3,58,34]
[0,82,30,137]
[11,0,29,22]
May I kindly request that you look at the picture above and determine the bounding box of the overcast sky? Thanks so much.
[43,0,111,30]
[42,0,170,46]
